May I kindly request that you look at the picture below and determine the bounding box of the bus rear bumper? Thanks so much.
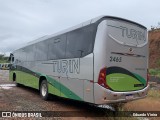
[94,83,150,105]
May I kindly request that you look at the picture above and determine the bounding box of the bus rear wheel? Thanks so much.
[40,80,49,100]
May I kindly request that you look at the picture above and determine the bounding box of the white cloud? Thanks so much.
[0,0,160,55]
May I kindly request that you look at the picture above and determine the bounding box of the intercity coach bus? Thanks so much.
[9,16,149,105]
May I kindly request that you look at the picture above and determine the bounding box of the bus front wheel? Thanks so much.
[40,80,49,100]
[13,73,16,81]
[13,73,20,87]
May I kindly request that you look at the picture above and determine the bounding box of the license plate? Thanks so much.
[126,94,133,100]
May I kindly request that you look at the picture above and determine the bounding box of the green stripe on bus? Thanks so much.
[10,70,39,89]
[46,75,82,101]
[10,70,82,101]
[133,73,146,86]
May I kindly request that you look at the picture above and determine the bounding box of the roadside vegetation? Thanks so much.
[148,69,160,98]
[149,69,160,78]
[148,89,160,98]
[0,54,9,63]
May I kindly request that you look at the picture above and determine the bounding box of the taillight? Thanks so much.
[98,67,110,89]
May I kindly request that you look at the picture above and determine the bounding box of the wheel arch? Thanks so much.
[39,76,48,90]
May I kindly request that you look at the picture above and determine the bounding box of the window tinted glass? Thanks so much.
[35,41,48,61]
[26,45,35,61]
[83,26,95,55]
[19,47,27,61]
[66,25,95,58]
[48,35,66,60]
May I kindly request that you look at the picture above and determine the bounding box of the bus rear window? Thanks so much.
[107,19,147,47]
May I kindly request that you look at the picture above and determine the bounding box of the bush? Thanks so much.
[149,69,158,75]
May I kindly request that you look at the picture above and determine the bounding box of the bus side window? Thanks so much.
[35,41,48,61]
[26,45,35,61]
[66,26,95,58]
[66,29,83,58]
[48,35,66,60]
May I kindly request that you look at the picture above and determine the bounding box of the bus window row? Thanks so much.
[13,25,96,62]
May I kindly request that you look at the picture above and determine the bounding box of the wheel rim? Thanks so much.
[41,83,47,97]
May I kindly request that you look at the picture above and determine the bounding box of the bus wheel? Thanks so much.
[13,73,16,81]
[40,80,49,100]
[13,73,20,87]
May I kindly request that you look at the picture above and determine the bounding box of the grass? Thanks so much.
[0,60,9,63]
[0,56,9,63]
[149,69,160,78]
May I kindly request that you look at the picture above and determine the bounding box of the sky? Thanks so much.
[0,0,160,56]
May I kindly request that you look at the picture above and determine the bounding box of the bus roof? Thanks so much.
[13,16,147,52]
[26,15,105,45]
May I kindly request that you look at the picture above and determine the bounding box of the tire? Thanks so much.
[16,83,21,87]
[13,73,16,81]
[40,80,49,100]
[13,73,20,87]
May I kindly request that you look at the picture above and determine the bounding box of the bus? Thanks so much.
[0,63,10,70]
[9,16,149,105]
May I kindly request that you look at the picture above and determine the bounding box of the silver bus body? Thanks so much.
[10,16,149,105]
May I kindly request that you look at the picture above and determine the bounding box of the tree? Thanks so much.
[0,54,4,59]
[0,54,9,63]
